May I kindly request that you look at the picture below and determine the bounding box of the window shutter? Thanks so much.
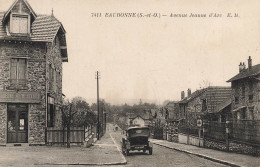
[17,59,26,80]
[12,16,20,33]
[19,17,28,34]
[10,59,17,80]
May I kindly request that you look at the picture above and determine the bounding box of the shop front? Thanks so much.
[0,91,41,145]
[7,104,28,143]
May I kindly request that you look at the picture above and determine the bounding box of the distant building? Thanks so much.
[227,56,260,120]
[129,113,150,127]
[165,101,180,121]
[0,0,68,145]
[112,124,121,131]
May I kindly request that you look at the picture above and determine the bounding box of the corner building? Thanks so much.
[0,0,68,145]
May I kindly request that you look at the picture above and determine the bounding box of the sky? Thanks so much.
[1,0,260,105]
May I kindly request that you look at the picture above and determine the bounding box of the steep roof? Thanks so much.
[179,89,206,104]
[0,1,68,62]
[0,12,65,43]
[204,87,232,113]
[178,86,232,113]
[130,112,151,120]
[2,0,37,23]
[227,64,260,82]
[213,97,231,113]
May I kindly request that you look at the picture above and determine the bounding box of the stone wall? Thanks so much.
[0,41,47,144]
[231,76,260,120]
[229,140,260,156]
[204,138,227,151]
[46,36,63,128]
[204,138,260,156]
[28,104,46,145]
[0,104,7,145]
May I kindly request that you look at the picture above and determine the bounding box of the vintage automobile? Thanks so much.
[121,126,153,156]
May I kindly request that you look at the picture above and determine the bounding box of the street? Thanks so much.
[110,131,227,167]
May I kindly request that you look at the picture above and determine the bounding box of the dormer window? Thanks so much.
[10,14,30,34]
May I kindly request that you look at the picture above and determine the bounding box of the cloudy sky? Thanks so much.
[1,0,260,105]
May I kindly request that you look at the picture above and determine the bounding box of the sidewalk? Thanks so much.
[0,132,126,167]
[151,139,260,167]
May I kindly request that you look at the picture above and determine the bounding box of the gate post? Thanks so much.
[225,120,230,152]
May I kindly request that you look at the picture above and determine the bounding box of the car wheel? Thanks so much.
[149,148,152,155]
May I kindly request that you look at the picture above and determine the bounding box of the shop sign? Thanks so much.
[0,91,41,103]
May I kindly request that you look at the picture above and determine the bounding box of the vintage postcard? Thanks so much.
[0,0,259,166]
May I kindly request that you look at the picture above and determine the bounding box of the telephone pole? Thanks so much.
[95,71,100,140]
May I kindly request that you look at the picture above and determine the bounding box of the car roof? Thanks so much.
[127,126,149,131]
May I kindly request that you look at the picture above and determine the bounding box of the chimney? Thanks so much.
[181,91,185,100]
[248,56,252,71]
[239,62,243,73]
[242,62,246,70]
[187,89,191,98]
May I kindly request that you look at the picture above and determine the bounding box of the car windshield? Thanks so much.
[127,128,150,138]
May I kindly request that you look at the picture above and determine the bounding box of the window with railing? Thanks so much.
[9,58,27,89]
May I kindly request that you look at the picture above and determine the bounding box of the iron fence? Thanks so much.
[178,125,198,137]
[230,120,260,144]
[204,121,226,141]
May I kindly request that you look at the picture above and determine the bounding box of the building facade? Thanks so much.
[227,56,260,120]
[0,0,68,145]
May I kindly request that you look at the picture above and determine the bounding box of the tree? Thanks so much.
[61,97,95,148]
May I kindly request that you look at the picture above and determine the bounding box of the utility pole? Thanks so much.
[95,71,100,140]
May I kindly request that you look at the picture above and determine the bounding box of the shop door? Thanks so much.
[7,104,28,143]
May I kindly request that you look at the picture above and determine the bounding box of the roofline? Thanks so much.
[23,0,37,17]
[227,64,260,82]
[2,0,37,23]
[227,73,260,82]
[129,115,149,120]
[178,86,231,104]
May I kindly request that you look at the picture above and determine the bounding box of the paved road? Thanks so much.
[110,131,227,167]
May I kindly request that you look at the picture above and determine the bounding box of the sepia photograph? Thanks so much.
[0,0,260,166]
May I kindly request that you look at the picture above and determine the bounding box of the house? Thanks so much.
[227,56,260,121]
[178,87,232,126]
[0,0,68,145]
[129,112,150,127]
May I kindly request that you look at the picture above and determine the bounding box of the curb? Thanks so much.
[152,142,240,167]
[35,161,127,166]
